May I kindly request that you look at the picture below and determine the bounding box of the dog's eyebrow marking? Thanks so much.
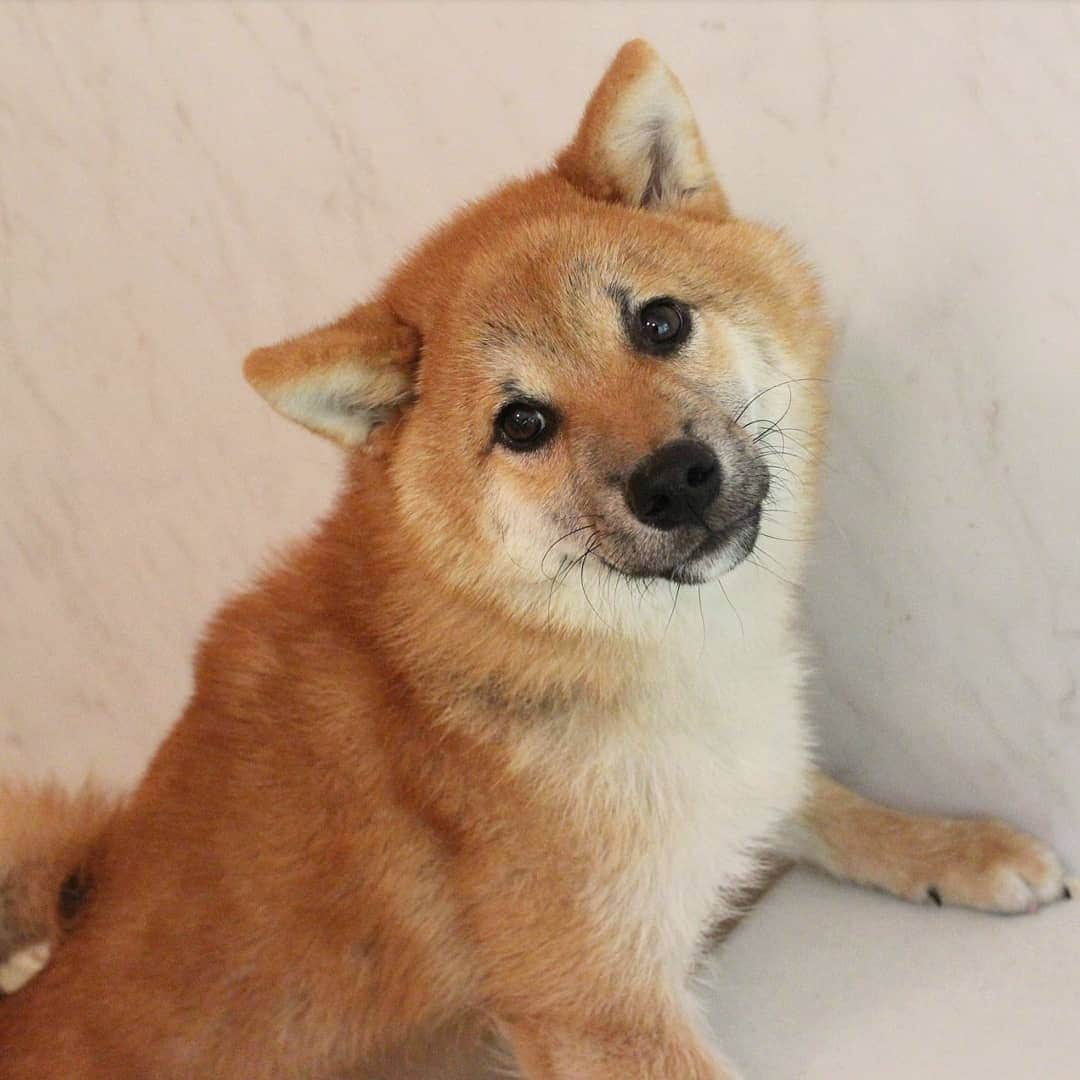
[498,381,556,408]
[609,281,716,315]
[565,257,601,293]
[478,320,525,351]
[479,319,558,362]
[605,283,632,310]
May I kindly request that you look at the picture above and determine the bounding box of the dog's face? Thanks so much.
[245,41,831,626]
[397,214,774,589]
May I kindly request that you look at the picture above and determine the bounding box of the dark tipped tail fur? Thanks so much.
[0,780,120,994]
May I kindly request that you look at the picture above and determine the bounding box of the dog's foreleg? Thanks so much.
[781,771,1071,914]
[501,1014,736,1080]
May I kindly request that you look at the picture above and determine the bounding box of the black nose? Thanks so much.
[625,439,722,530]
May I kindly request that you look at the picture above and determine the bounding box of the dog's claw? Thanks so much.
[927,886,943,907]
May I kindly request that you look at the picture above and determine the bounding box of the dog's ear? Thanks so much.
[244,301,418,446]
[556,40,728,217]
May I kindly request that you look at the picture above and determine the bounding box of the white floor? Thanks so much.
[704,868,1080,1080]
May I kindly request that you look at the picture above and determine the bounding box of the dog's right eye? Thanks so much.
[495,401,556,452]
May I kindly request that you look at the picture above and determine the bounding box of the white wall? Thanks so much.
[2,2,1077,869]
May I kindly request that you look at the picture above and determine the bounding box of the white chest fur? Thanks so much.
[525,566,813,981]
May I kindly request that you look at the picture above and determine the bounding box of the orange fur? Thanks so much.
[0,40,1067,1079]
[0,782,120,983]
[789,774,1067,914]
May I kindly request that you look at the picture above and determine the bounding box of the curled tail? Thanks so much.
[0,780,121,994]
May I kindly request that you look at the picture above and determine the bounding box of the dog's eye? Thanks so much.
[637,299,690,351]
[495,401,555,451]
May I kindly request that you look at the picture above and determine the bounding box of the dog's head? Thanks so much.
[245,41,831,629]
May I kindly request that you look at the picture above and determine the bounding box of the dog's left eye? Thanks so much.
[634,298,691,353]
[495,401,556,451]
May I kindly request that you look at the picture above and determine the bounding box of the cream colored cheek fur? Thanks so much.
[480,323,813,631]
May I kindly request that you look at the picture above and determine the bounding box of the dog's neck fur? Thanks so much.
[299,443,803,749]
[325,446,648,722]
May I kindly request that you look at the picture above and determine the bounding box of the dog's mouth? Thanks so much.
[595,504,762,584]
[670,505,762,583]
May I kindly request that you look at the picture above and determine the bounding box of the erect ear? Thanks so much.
[556,40,728,216]
[244,301,418,446]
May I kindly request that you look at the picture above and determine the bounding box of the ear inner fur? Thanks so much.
[243,300,419,445]
[556,39,729,216]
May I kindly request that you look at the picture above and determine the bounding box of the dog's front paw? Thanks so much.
[913,820,1072,914]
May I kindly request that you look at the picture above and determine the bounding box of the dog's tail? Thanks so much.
[0,779,122,994]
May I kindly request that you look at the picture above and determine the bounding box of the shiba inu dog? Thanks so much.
[0,40,1069,1079]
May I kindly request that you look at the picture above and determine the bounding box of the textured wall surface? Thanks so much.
[2,3,1078,1076]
